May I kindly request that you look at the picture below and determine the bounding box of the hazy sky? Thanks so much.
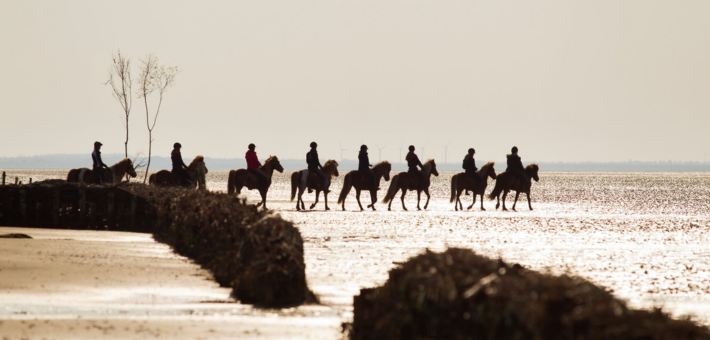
[1,1,709,165]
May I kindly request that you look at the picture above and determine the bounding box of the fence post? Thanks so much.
[2,171,5,185]
[19,189,27,226]
[79,187,86,228]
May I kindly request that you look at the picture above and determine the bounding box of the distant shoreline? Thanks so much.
[2,154,710,172]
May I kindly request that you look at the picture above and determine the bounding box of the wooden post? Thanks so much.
[130,194,137,230]
[2,171,5,185]
[15,177,18,185]
[79,187,86,227]
[53,188,60,228]
[107,190,115,229]
[29,178,32,184]
[19,189,27,226]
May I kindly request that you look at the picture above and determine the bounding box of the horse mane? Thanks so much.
[480,161,495,170]
[525,163,539,171]
[264,155,278,163]
[188,155,205,168]
[375,160,391,166]
[324,159,339,168]
[114,158,132,167]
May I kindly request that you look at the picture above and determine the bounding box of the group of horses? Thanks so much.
[65,155,540,212]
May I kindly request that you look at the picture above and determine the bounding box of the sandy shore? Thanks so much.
[0,227,341,340]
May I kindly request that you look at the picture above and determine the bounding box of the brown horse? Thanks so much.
[382,159,440,211]
[450,162,497,211]
[226,156,284,209]
[337,161,392,211]
[148,155,209,190]
[290,160,339,211]
[487,164,540,211]
[66,158,137,184]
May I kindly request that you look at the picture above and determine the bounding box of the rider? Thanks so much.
[506,146,528,191]
[171,142,191,186]
[246,143,266,187]
[307,141,329,193]
[92,141,109,184]
[462,148,482,195]
[405,145,426,187]
[358,145,378,190]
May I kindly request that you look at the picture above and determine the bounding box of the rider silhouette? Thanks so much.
[405,145,425,187]
[92,141,109,184]
[506,146,527,191]
[246,143,267,188]
[171,143,191,186]
[307,142,329,193]
[358,145,378,190]
[463,148,482,195]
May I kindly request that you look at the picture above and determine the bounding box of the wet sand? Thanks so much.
[0,227,341,340]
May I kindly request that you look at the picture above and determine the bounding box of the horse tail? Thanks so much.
[488,177,503,200]
[227,170,235,194]
[66,169,75,182]
[382,174,400,204]
[337,172,353,204]
[290,171,299,201]
[450,174,457,203]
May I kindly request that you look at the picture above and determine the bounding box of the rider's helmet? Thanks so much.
[468,148,475,154]
[174,142,182,149]
[94,141,102,147]
[248,143,255,150]
[310,141,317,148]
[408,145,415,151]
[361,144,367,151]
[511,146,518,153]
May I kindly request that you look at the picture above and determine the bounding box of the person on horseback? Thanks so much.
[358,144,378,190]
[506,146,528,191]
[246,143,266,188]
[405,145,426,187]
[92,141,109,184]
[171,142,191,186]
[463,148,482,195]
[307,141,329,193]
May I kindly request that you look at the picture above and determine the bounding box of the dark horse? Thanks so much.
[290,160,339,211]
[487,164,540,211]
[149,156,209,190]
[226,156,284,210]
[382,159,439,211]
[449,161,497,211]
[66,158,137,184]
[337,161,392,211]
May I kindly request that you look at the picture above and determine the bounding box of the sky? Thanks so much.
[1,1,709,166]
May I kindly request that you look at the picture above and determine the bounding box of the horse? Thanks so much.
[487,164,540,211]
[66,158,137,184]
[382,159,439,211]
[290,160,339,211]
[148,155,209,190]
[449,162,497,211]
[226,156,284,209]
[337,161,392,211]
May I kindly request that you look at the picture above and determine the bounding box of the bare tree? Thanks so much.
[136,54,178,183]
[106,50,133,158]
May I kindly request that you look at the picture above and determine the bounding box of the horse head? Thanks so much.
[424,159,439,177]
[189,156,207,176]
[374,161,392,181]
[323,159,339,177]
[481,161,496,179]
[125,158,138,178]
[525,164,540,182]
[265,156,284,173]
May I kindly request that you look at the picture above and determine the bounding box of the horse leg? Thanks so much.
[512,191,521,211]
[501,190,509,211]
[400,190,408,211]
[423,189,431,210]
[355,189,364,211]
[527,191,533,210]
[260,189,268,210]
[310,191,320,210]
[296,187,303,211]
[324,190,330,211]
[467,191,476,210]
[416,190,422,211]
[369,191,377,211]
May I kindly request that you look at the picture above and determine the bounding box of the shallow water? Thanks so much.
[3,169,710,326]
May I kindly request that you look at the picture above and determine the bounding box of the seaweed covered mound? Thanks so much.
[148,188,313,307]
[350,248,710,340]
